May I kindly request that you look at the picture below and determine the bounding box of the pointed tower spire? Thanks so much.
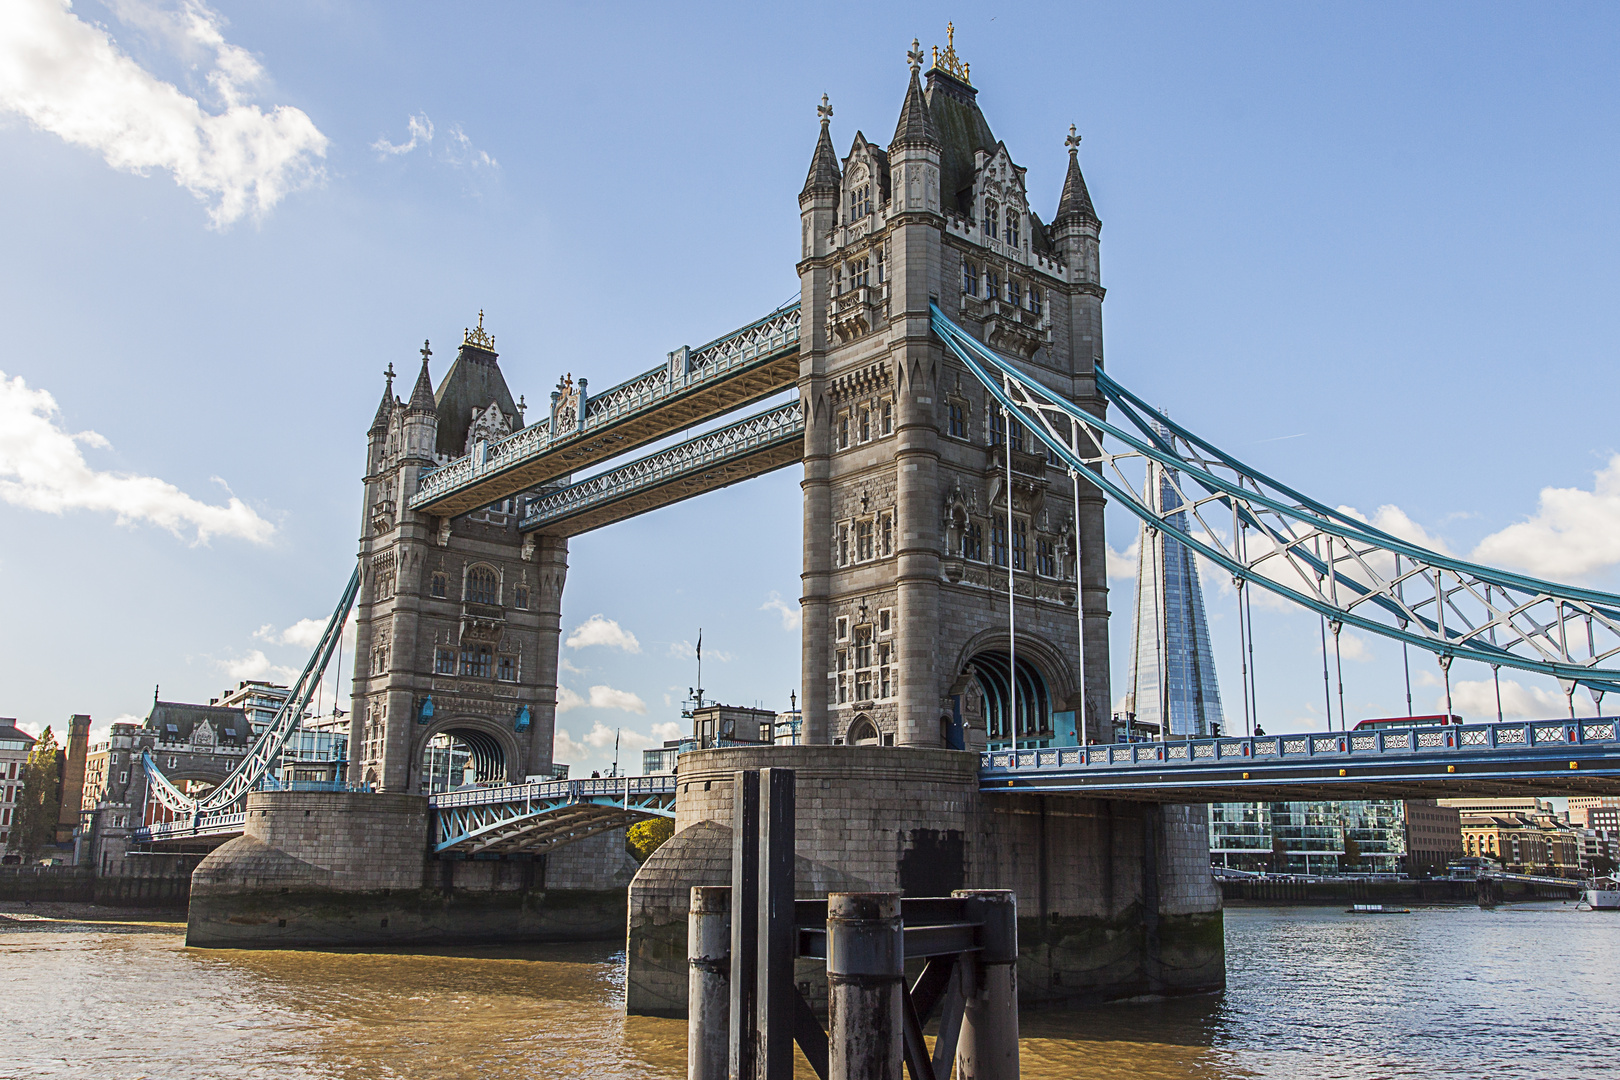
[890,58,938,151]
[369,362,395,435]
[801,94,841,201]
[1054,124,1098,227]
[408,340,436,413]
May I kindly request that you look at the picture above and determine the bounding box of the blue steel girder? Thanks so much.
[409,305,802,517]
[142,566,360,818]
[520,402,805,536]
[980,718,1620,802]
[431,777,676,855]
[931,304,1620,698]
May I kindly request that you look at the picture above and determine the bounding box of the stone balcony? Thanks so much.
[828,284,886,344]
[459,602,505,645]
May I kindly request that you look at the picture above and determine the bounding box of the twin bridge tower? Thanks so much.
[350,45,1112,793]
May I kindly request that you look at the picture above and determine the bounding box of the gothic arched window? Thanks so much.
[984,201,999,240]
[466,566,499,606]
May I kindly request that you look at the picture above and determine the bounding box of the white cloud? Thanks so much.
[1107,539,1137,581]
[215,649,296,684]
[558,657,587,676]
[566,614,640,653]
[1446,677,1595,720]
[254,617,323,649]
[372,112,497,169]
[761,591,801,631]
[555,683,647,715]
[583,719,655,753]
[650,721,683,741]
[553,727,588,763]
[0,371,274,543]
[372,112,431,156]
[0,0,327,227]
[1471,454,1620,583]
[585,685,647,714]
[670,639,733,662]
[1335,631,1374,663]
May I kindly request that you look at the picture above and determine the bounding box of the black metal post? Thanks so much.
[953,889,1019,1080]
[757,768,797,1080]
[729,770,760,1080]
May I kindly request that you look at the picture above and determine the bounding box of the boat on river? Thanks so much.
[1348,904,1411,914]
[1584,877,1620,910]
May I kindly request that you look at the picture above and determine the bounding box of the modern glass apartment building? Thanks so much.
[1210,799,1409,875]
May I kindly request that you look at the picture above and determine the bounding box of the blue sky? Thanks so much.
[4,2,1620,769]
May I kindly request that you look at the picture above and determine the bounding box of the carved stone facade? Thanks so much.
[798,55,1110,749]
[350,337,566,792]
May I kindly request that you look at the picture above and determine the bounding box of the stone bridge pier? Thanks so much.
[625,745,1223,1017]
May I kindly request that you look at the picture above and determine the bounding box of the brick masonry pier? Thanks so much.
[626,745,1224,1017]
[186,790,636,947]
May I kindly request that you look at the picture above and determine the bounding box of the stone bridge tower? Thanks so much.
[797,36,1110,749]
[349,322,568,792]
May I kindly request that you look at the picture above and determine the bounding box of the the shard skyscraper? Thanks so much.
[1126,429,1225,738]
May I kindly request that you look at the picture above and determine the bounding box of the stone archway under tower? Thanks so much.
[412,716,519,794]
[951,629,1077,750]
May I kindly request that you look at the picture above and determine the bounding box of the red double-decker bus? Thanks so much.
[1352,714,1463,731]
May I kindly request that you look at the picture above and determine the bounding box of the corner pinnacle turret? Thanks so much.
[890,52,938,151]
[1054,124,1099,227]
[369,362,395,436]
[408,340,436,412]
[801,94,841,202]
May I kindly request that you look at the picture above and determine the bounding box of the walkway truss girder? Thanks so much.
[431,776,676,856]
[520,402,805,536]
[409,305,801,517]
[932,304,1620,699]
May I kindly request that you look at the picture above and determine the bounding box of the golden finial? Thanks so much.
[931,22,972,86]
[463,309,495,350]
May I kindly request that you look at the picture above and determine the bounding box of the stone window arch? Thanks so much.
[847,715,880,746]
[465,564,500,606]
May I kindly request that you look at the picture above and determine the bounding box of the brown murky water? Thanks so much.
[3,904,1618,1079]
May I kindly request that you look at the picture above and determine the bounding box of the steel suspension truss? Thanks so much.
[431,776,676,855]
[143,565,361,817]
[931,303,1620,701]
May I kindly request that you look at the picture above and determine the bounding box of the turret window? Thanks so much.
[963,261,978,296]
[1012,520,1028,571]
[985,201,999,240]
[860,408,871,442]
[1029,287,1043,315]
[1005,213,1020,247]
[963,523,983,561]
[434,649,456,675]
[948,402,966,439]
[838,414,850,450]
[1037,539,1057,578]
[430,573,447,599]
[460,646,492,679]
[986,271,1000,302]
[881,400,893,435]
[848,183,872,221]
[497,655,517,682]
[514,585,530,610]
[856,520,874,561]
[838,525,851,566]
[850,257,870,289]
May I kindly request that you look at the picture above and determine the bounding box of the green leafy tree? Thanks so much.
[12,727,60,860]
[626,817,674,863]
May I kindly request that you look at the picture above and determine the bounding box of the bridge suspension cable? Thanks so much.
[143,565,362,817]
[931,303,1620,700]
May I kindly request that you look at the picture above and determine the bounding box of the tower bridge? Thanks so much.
[136,32,1620,1009]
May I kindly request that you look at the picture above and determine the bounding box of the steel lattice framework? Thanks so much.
[520,401,804,535]
[431,776,676,854]
[410,304,801,515]
[143,566,361,817]
[932,303,1620,701]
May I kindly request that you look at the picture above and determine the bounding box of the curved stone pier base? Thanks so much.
[188,791,633,948]
[625,746,1224,1016]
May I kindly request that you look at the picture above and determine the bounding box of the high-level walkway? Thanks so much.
[409,305,800,518]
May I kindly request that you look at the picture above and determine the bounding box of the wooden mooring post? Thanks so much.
[690,767,1020,1080]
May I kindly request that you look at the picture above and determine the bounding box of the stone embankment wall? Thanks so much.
[0,854,201,908]
[1221,876,1582,906]
[626,745,1225,1016]
[188,790,637,947]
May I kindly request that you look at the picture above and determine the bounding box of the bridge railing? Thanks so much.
[135,812,248,842]
[411,305,801,508]
[980,718,1620,773]
[428,774,678,809]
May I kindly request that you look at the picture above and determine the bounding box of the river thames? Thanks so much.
[3,902,1617,1079]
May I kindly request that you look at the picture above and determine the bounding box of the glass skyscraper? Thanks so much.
[1125,436,1224,738]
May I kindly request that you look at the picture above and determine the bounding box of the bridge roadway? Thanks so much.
[137,718,1620,854]
[982,717,1620,802]
[409,304,800,517]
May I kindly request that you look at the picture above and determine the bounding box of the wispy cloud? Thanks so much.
[558,657,587,676]
[761,591,801,631]
[372,112,497,169]
[566,614,640,653]
[553,726,588,764]
[0,0,327,227]
[555,683,647,715]
[1107,539,1137,581]
[0,371,274,543]
[1447,676,1596,720]
[670,639,733,662]
[254,618,323,649]
[215,648,296,684]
